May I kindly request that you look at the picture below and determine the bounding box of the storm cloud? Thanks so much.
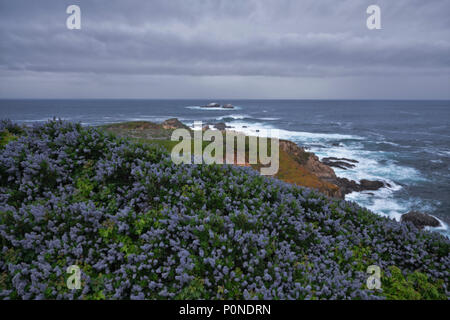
[0,0,449,98]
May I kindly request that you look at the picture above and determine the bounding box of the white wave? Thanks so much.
[258,117,281,121]
[227,121,424,184]
[346,188,406,221]
[216,115,281,122]
[20,118,57,123]
[374,140,401,147]
[347,191,450,238]
[216,114,249,121]
[226,121,363,142]
[310,142,426,185]
[425,216,449,238]
[186,106,242,111]
[223,121,425,186]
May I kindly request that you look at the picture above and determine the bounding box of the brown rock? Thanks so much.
[279,140,342,198]
[305,154,338,181]
[360,179,384,191]
[162,118,189,130]
[401,211,441,230]
[322,157,358,170]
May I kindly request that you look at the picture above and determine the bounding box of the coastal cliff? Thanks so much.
[96,119,446,230]
[101,120,345,198]
[99,120,392,200]
[277,140,389,198]
[277,140,342,198]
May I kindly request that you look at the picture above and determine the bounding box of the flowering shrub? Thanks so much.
[0,120,449,300]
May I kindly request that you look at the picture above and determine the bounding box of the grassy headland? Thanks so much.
[100,121,341,198]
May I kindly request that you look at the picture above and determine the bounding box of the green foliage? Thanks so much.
[0,130,17,148]
[176,278,208,299]
[74,177,96,200]
[382,266,447,300]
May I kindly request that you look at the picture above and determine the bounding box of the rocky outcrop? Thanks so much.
[278,139,388,197]
[279,140,338,183]
[334,178,387,195]
[360,179,385,191]
[162,118,189,130]
[305,153,339,182]
[201,103,235,109]
[401,211,441,230]
[322,157,358,170]
[333,178,360,195]
[214,122,228,131]
[279,140,313,165]
[201,103,221,108]
[279,140,342,198]
[324,157,358,164]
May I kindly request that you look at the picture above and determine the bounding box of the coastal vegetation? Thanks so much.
[0,119,448,300]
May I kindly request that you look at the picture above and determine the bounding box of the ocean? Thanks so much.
[1,99,449,237]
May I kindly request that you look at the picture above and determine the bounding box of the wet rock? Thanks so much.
[334,178,386,195]
[322,157,358,170]
[401,211,441,230]
[214,122,227,131]
[222,104,234,109]
[278,140,388,199]
[324,157,359,164]
[322,160,355,170]
[360,179,384,191]
[335,178,360,195]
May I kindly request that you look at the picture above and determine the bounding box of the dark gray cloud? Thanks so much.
[0,0,449,98]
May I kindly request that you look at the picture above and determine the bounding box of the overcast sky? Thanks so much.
[0,0,449,99]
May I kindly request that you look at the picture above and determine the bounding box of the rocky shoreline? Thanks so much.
[157,121,392,199]
[101,118,442,231]
[275,139,441,230]
[278,140,388,197]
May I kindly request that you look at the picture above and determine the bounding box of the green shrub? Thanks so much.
[382,266,447,300]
